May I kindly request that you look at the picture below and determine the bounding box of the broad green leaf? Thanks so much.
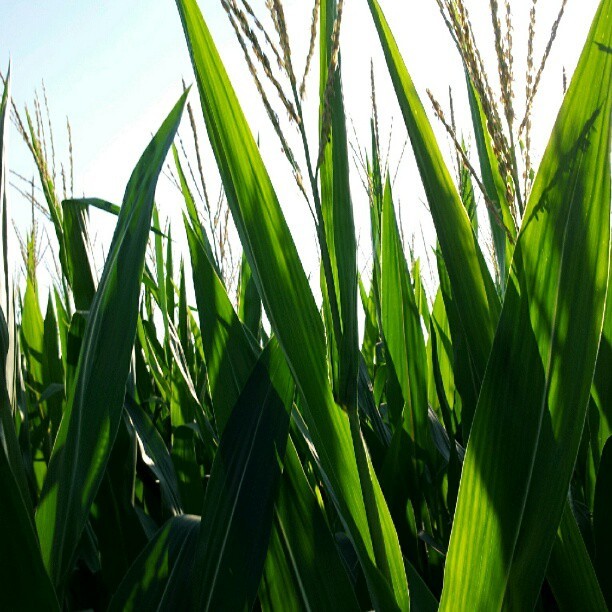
[238,252,262,342]
[405,559,438,612]
[174,1,409,607]
[0,222,55,609]
[61,198,96,310]
[412,258,431,331]
[319,0,358,413]
[35,91,188,590]
[108,515,200,612]
[546,501,607,610]
[458,143,478,237]
[441,2,612,607]
[594,437,612,606]
[21,276,45,403]
[381,176,428,447]
[171,424,203,515]
[90,415,147,599]
[379,177,429,558]
[191,340,294,610]
[0,430,59,610]
[260,438,360,611]
[359,275,378,379]
[184,215,257,434]
[172,144,219,272]
[0,70,18,424]
[589,261,612,501]
[0,66,10,315]
[153,206,169,346]
[43,297,64,442]
[367,0,500,437]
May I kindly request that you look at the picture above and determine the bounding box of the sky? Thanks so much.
[0,0,600,305]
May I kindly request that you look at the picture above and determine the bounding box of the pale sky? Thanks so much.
[0,0,600,304]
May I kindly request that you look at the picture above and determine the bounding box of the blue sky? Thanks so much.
[0,0,599,299]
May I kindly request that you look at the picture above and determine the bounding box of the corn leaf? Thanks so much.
[0,430,59,610]
[238,253,262,342]
[125,394,183,516]
[319,0,358,413]
[466,75,517,291]
[174,1,409,607]
[35,91,188,590]
[184,215,257,434]
[61,198,96,310]
[108,514,200,611]
[546,501,607,610]
[260,438,360,611]
[440,2,612,607]
[381,176,428,448]
[191,339,294,610]
[594,437,612,606]
[367,0,500,437]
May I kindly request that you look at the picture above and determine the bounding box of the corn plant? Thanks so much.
[0,0,611,609]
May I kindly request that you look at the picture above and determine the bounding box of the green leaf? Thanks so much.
[319,0,358,413]
[405,559,438,612]
[174,1,409,607]
[0,432,59,610]
[171,424,203,514]
[42,297,64,442]
[594,437,612,606]
[367,0,500,437]
[0,66,10,315]
[35,91,188,590]
[90,415,147,598]
[21,276,45,403]
[381,176,428,447]
[440,2,612,607]
[63,198,167,238]
[125,394,183,516]
[466,75,517,291]
[238,252,262,342]
[0,126,57,607]
[184,215,257,434]
[546,500,607,610]
[61,198,96,310]
[108,515,200,612]
[260,438,360,611]
[191,339,294,610]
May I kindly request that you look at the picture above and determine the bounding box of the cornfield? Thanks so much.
[1,0,611,609]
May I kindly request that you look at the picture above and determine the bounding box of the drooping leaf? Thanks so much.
[61,198,96,310]
[125,394,183,516]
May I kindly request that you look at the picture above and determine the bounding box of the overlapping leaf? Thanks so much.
[440,1,612,606]
[35,91,188,590]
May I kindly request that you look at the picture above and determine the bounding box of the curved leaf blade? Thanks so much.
[441,2,612,607]
[35,91,188,589]
[174,1,409,607]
